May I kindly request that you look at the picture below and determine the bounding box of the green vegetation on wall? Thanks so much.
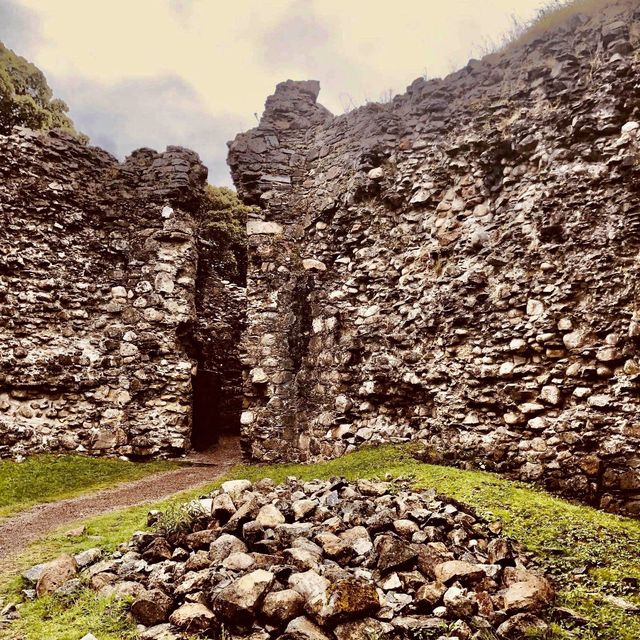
[0,42,79,136]
[199,184,255,283]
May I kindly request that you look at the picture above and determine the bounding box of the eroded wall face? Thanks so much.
[0,127,242,457]
[229,6,640,515]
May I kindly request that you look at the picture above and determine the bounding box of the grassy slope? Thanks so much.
[0,455,179,520]
[1,446,639,640]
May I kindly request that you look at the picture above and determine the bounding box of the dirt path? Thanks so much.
[0,437,242,562]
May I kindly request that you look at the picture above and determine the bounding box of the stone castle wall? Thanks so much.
[229,1,640,515]
[0,127,243,457]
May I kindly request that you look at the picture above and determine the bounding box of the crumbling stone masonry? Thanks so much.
[0,127,244,457]
[229,1,640,515]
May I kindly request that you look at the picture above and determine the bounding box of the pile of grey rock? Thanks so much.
[25,477,554,639]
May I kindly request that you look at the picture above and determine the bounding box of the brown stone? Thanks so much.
[36,554,78,597]
[433,560,485,585]
[131,590,174,626]
[169,603,215,632]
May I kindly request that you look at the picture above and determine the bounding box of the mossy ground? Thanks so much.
[0,455,180,520]
[1,445,638,640]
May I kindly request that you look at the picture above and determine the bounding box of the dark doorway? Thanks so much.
[191,370,221,451]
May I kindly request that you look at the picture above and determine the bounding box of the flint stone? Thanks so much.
[261,588,305,624]
[36,554,78,597]
[502,576,554,613]
[434,560,485,585]
[282,616,332,640]
[334,618,394,640]
[74,548,103,569]
[375,535,418,572]
[131,589,174,626]
[415,581,447,608]
[169,603,215,632]
[247,221,283,235]
[323,577,381,623]
[222,479,252,500]
[143,538,173,562]
[443,585,477,618]
[293,499,317,520]
[22,564,47,585]
[139,624,181,640]
[289,569,330,616]
[209,533,248,563]
[256,503,286,527]
[497,613,549,639]
[223,551,256,571]
[212,492,236,519]
[213,569,275,624]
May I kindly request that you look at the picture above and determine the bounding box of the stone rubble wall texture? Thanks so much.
[0,127,244,457]
[229,1,640,515]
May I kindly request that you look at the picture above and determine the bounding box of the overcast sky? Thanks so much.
[1,0,550,186]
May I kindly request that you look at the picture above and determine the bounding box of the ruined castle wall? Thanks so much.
[229,1,640,515]
[0,127,242,457]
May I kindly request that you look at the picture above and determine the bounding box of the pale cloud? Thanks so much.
[1,0,550,185]
[0,0,41,53]
[51,74,246,186]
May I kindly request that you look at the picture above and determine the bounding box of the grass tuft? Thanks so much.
[4,590,136,640]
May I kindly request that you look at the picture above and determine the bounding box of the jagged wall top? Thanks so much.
[228,0,640,516]
[0,127,212,457]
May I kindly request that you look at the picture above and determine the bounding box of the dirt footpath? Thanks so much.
[0,437,242,562]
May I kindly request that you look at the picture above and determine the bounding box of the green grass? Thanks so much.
[0,454,180,520]
[2,590,136,640]
[2,445,639,640]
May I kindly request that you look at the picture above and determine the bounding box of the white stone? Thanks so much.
[250,368,269,384]
[289,570,330,608]
[247,220,283,235]
[526,299,544,317]
[596,347,621,362]
[557,317,573,331]
[367,167,384,180]
[119,343,139,357]
[519,402,544,414]
[509,338,527,352]
[410,188,430,204]
[154,272,174,294]
[111,286,127,298]
[540,385,561,405]
[221,480,252,501]
[335,395,352,412]
[161,205,174,219]
[256,504,286,528]
[499,362,515,377]
[563,330,585,350]
[222,552,255,571]
[302,259,327,271]
[240,410,255,425]
[622,121,639,134]
[381,573,402,590]
[588,394,611,408]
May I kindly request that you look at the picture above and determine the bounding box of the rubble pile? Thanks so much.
[29,478,554,639]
